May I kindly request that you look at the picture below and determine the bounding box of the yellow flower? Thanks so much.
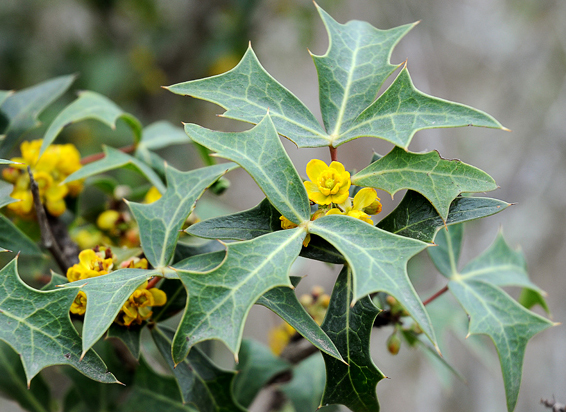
[70,291,87,315]
[279,216,298,230]
[268,322,296,355]
[97,210,121,231]
[66,248,114,282]
[326,187,381,225]
[304,159,351,205]
[119,281,167,326]
[144,186,162,203]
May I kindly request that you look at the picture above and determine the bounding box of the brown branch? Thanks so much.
[146,276,161,289]
[80,144,136,165]
[329,146,338,162]
[422,285,449,306]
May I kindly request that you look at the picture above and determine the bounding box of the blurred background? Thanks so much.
[0,0,564,411]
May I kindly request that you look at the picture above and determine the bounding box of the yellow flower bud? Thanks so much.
[97,210,121,231]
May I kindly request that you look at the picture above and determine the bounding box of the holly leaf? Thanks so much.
[63,145,166,194]
[0,181,18,209]
[257,276,342,361]
[312,4,415,137]
[170,228,305,364]
[337,67,505,148]
[352,146,498,220]
[167,46,329,148]
[150,279,187,323]
[0,90,13,107]
[0,258,118,384]
[233,339,290,408]
[184,114,310,224]
[308,215,436,347]
[106,323,142,360]
[122,355,197,412]
[320,266,385,412]
[377,190,510,242]
[0,213,42,255]
[40,91,142,160]
[137,121,192,151]
[0,75,75,157]
[430,225,554,411]
[518,288,550,315]
[127,163,237,268]
[151,325,246,412]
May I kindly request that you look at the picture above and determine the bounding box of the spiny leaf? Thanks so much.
[0,213,42,255]
[106,323,142,360]
[337,67,505,148]
[312,4,415,137]
[40,91,142,160]
[0,91,13,107]
[151,325,245,412]
[171,228,305,364]
[320,266,385,412]
[0,258,118,384]
[137,121,192,151]
[308,215,436,346]
[63,145,166,194]
[377,190,510,243]
[257,276,343,361]
[167,45,329,148]
[184,114,310,224]
[428,223,464,278]
[0,75,75,157]
[352,146,498,220]
[150,279,187,323]
[127,163,237,268]
[518,288,550,315]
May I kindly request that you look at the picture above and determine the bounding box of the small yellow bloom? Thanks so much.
[268,322,296,355]
[144,186,162,204]
[279,216,298,230]
[97,210,121,231]
[70,291,87,315]
[66,248,114,282]
[304,159,351,205]
[326,187,381,225]
[119,281,167,326]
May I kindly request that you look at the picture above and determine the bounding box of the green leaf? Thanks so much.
[257,277,342,361]
[40,91,142,160]
[0,340,53,412]
[184,114,310,224]
[171,228,305,363]
[518,288,550,315]
[151,325,245,412]
[312,4,415,137]
[0,75,75,157]
[377,190,510,242]
[122,355,197,412]
[0,258,118,384]
[151,279,187,323]
[138,121,192,151]
[233,339,290,408]
[320,266,385,412]
[106,323,142,360]
[428,224,464,278]
[63,145,166,194]
[0,91,13,108]
[127,163,237,268]
[352,146,498,220]
[308,215,436,346]
[42,271,68,291]
[167,46,329,148]
[0,214,42,255]
[337,67,505,148]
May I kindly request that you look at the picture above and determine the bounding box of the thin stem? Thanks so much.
[80,144,136,165]
[329,145,338,162]
[422,285,449,306]
[146,276,161,289]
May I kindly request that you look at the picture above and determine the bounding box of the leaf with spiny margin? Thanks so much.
[42,271,68,291]
[233,339,290,408]
[170,228,305,364]
[352,146,498,220]
[338,67,505,148]
[0,214,42,255]
[257,276,342,361]
[150,279,187,323]
[0,75,75,157]
[151,325,246,412]
[320,266,384,412]
[184,114,310,224]
[0,91,13,107]
[0,258,117,384]
[122,355,197,412]
[377,190,510,243]
[308,215,436,346]
[312,4,415,136]
[106,324,142,360]
[428,223,464,278]
[0,158,19,164]
[518,288,550,315]
[63,145,166,194]
[127,163,237,268]
[0,181,18,209]
[137,121,192,151]
[167,46,329,148]
[40,91,142,160]
[0,340,53,412]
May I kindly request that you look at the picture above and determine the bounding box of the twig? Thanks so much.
[146,276,161,289]
[542,397,566,412]
[80,144,136,165]
[329,146,338,162]
[422,285,449,306]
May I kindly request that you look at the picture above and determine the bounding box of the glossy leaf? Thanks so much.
[184,114,310,224]
[309,215,436,346]
[137,120,191,151]
[63,145,166,194]
[128,163,237,268]
[352,146,498,220]
[106,324,142,360]
[0,75,75,157]
[151,325,245,412]
[171,228,305,363]
[377,190,510,242]
[518,288,550,315]
[257,276,342,361]
[0,213,42,255]
[40,91,142,159]
[337,67,505,148]
[320,266,385,412]
[167,46,329,147]
[312,4,415,137]
[0,258,117,384]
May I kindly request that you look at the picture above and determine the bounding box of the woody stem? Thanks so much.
[146,277,161,289]
[80,144,137,165]
[329,146,337,162]
[422,285,449,306]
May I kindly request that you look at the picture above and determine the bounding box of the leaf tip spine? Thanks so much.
[501,126,512,132]
[80,351,87,361]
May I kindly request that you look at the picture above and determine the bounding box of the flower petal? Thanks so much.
[329,161,345,174]
[149,288,167,306]
[306,159,328,182]
[353,188,378,211]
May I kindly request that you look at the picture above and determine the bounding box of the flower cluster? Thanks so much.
[2,139,83,217]
[67,246,166,326]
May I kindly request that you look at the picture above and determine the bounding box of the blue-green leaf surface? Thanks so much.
[137,121,191,151]
[0,181,17,209]
[184,114,310,224]
[0,214,42,255]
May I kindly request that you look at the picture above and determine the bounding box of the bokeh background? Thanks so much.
[0,0,564,411]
